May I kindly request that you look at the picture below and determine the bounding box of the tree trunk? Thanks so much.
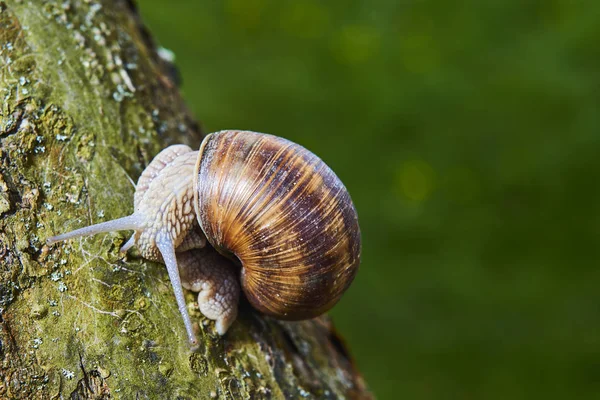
[0,1,371,398]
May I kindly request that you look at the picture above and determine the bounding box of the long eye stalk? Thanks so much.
[46,214,142,245]
[156,235,198,345]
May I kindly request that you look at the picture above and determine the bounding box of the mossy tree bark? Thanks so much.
[0,1,370,399]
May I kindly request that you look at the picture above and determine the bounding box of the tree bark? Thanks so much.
[0,1,371,399]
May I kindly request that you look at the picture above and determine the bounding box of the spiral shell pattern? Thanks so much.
[194,130,361,320]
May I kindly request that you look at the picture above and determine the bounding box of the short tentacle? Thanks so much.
[119,235,136,253]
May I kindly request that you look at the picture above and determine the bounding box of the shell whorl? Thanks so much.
[193,130,361,320]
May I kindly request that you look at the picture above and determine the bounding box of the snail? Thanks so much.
[47,130,361,345]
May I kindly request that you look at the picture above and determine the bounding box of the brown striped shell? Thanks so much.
[193,130,361,320]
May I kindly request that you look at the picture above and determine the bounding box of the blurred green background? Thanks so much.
[139,1,600,398]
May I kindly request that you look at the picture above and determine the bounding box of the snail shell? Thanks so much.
[194,130,361,319]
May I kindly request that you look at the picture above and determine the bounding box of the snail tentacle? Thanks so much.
[156,234,198,345]
[119,235,136,253]
[46,214,143,245]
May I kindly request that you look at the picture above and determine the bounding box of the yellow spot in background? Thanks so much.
[225,0,267,29]
[396,160,436,202]
[280,1,329,39]
[331,25,381,65]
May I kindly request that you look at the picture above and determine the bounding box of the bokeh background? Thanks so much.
[139,1,600,399]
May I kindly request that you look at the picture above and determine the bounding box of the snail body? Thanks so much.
[48,130,361,344]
